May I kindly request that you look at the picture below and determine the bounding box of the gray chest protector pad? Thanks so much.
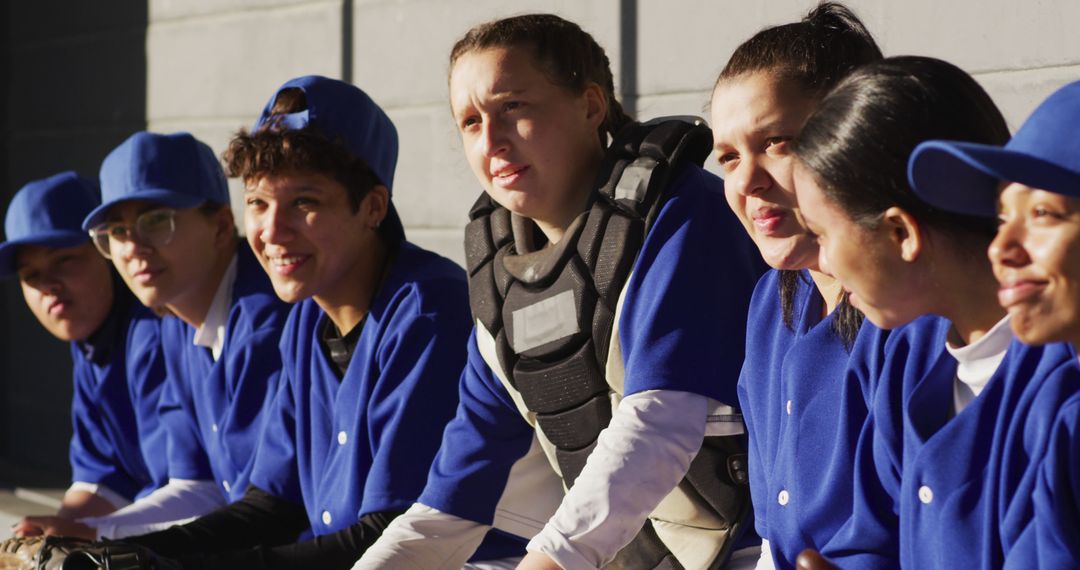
[464,118,751,570]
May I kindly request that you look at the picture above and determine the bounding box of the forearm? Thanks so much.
[59,485,126,519]
[526,390,708,569]
[353,503,492,570]
[124,486,308,558]
[177,509,404,570]
[80,479,226,539]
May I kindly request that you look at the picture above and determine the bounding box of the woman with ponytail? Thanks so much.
[707,4,886,568]
[356,12,766,570]
[792,56,1080,568]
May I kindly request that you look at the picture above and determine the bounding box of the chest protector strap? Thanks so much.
[465,118,750,569]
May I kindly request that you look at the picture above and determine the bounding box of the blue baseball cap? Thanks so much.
[83,131,229,231]
[909,80,1080,218]
[0,172,101,278]
[252,75,404,241]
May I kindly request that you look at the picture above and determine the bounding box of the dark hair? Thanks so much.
[717,2,882,97]
[792,56,1010,246]
[716,2,882,345]
[449,13,633,145]
[224,88,379,216]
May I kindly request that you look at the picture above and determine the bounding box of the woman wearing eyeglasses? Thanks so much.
[69,131,292,539]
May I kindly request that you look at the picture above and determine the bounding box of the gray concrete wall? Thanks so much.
[144,0,1080,267]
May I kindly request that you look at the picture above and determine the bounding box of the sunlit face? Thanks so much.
[710,72,820,270]
[449,47,605,230]
[16,242,114,342]
[794,161,926,329]
[245,171,383,307]
[104,200,228,311]
[990,182,1080,345]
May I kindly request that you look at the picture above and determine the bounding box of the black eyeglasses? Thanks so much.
[88,208,177,259]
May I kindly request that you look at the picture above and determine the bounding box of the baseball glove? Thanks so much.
[0,535,43,569]
[0,536,180,570]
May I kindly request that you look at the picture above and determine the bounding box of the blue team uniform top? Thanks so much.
[69,286,169,502]
[158,244,290,502]
[418,165,765,531]
[249,242,472,536]
[824,315,1080,568]
[737,269,887,569]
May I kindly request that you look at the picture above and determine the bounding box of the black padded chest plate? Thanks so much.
[464,118,711,482]
[464,118,751,569]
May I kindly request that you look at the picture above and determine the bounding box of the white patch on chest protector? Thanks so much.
[510,289,580,353]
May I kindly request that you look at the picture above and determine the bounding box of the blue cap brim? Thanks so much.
[82,188,209,231]
[0,231,89,278]
[910,140,1080,218]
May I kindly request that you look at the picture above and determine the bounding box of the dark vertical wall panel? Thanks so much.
[0,3,146,485]
[619,0,638,118]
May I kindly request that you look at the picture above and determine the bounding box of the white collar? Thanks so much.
[193,254,238,361]
[946,314,1013,366]
[947,314,1013,408]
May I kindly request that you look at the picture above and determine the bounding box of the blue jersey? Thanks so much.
[737,269,887,569]
[419,165,764,536]
[69,289,169,502]
[1013,385,1080,568]
[824,316,1080,568]
[158,244,290,502]
[249,242,472,536]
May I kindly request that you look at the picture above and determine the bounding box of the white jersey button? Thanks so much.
[211,423,218,433]
[918,485,933,504]
[778,489,790,506]
[322,511,332,525]
[337,431,348,446]
[786,400,792,415]
[222,480,231,493]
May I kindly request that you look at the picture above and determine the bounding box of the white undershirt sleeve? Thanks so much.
[526,389,709,570]
[352,503,492,570]
[753,539,776,570]
[67,482,132,511]
[78,478,226,539]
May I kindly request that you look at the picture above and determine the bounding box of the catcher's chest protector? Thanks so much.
[465,118,751,570]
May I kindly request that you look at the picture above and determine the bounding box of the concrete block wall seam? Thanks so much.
[147,2,342,123]
[143,0,1080,265]
[973,65,1080,130]
[352,0,622,107]
[878,0,1080,74]
[150,0,340,25]
[633,0,1080,95]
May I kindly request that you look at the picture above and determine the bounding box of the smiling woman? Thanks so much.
[791,57,1080,568]
[909,80,1080,350]
[244,171,383,308]
[991,185,1080,343]
[900,83,1080,566]
[99,76,479,570]
[704,5,888,569]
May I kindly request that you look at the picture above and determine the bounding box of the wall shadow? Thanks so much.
[0,2,147,486]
